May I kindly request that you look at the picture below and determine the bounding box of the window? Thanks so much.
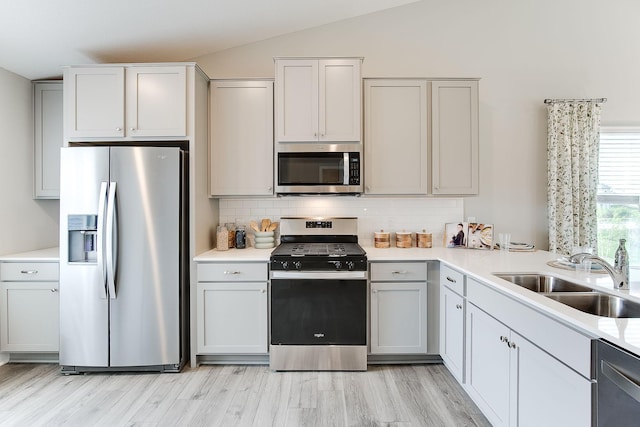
[597,128,640,266]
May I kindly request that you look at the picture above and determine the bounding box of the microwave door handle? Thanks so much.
[343,153,349,185]
[97,182,108,299]
[106,182,118,299]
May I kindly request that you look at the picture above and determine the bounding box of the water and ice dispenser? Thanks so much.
[68,215,98,263]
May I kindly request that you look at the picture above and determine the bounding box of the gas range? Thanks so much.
[270,217,367,272]
[268,217,368,371]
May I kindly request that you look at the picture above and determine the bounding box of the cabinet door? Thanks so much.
[0,282,59,352]
[197,282,268,354]
[125,66,187,137]
[210,80,274,196]
[370,281,427,354]
[440,286,465,382]
[364,79,427,194]
[465,303,510,427]
[319,59,361,142]
[34,81,63,199]
[431,80,479,195]
[275,59,318,142]
[64,67,125,138]
[514,332,592,427]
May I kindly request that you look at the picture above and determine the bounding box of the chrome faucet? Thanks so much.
[568,252,629,290]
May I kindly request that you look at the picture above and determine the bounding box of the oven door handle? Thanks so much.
[271,271,366,280]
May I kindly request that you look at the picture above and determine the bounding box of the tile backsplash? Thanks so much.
[218,197,464,247]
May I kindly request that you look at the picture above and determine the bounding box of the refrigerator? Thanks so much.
[59,145,188,373]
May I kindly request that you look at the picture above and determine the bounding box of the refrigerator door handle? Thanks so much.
[106,181,118,299]
[97,181,108,299]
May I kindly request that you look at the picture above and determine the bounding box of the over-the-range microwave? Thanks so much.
[275,143,362,195]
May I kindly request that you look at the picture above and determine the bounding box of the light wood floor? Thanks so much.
[0,363,490,426]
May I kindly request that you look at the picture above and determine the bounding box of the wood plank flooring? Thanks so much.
[0,363,490,426]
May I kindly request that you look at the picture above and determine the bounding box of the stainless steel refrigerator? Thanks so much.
[59,145,188,373]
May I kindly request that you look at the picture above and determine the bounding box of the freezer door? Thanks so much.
[59,147,110,367]
[108,146,182,367]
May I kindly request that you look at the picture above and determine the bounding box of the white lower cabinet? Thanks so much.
[440,285,465,382]
[196,262,268,354]
[370,262,428,354]
[0,261,59,352]
[464,278,593,427]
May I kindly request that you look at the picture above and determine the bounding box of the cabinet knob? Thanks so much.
[268,186,272,191]
[261,289,266,293]
[509,341,517,349]
[130,127,136,132]
[116,127,122,132]
[455,304,462,309]
[499,336,508,343]
[51,289,58,293]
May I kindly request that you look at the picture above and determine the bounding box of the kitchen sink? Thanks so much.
[493,273,595,293]
[493,273,640,318]
[546,293,640,318]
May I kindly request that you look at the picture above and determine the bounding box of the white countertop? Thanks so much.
[195,245,640,356]
[0,247,59,262]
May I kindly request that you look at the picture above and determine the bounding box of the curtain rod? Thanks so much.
[544,98,607,104]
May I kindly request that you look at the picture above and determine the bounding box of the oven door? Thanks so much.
[270,276,367,346]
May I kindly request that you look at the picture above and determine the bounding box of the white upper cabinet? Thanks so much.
[64,65,187,140]
[275,58,362,143]
[33,81,63,199]
[431,80,479,195]
[364,79,428,195]
[209,80,274,196]
[125,66,187,138]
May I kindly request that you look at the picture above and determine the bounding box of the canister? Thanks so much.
[417,230,433,248]
[374,230,390,248]
[235,225,246,249]
[396,231,412,248]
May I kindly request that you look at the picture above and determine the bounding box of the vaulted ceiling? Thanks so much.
[1,0,419,80]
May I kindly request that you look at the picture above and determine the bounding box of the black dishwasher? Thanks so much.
[596,339,640,426]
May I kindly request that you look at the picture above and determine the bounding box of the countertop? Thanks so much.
[196,245,640,356]
[0,247,59,262]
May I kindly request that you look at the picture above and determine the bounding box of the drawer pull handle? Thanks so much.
[392,270,408,275]
[21,270,38,275]
[446,276,456,283]
[509,341,517,349]
[224,271,241,275]
[455,304,463,309]
[500,336,508,343]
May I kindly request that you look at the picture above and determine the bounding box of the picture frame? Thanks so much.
[467,223,493,250]
[444,222,468,248]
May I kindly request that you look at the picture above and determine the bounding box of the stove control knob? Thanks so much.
[346,261,355,271]
[293,261,302,270]
[334,261,343,270]
[281,261,289,270]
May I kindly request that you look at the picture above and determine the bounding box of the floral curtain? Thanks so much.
[547,101,602,255]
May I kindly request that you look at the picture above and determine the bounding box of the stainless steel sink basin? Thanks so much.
[494,273,595,293]
[546,293,640,318]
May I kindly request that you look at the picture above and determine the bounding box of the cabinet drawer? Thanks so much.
[197,262,268,282]
[0,262,59,281]
[440,264,465,295]
[370,262,427,282]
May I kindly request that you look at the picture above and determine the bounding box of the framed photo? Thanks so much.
[444,222,468,248]
[468,223,493,249]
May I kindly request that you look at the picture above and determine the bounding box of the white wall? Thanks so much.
[0,68,59,255]
[193,0,640,250]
